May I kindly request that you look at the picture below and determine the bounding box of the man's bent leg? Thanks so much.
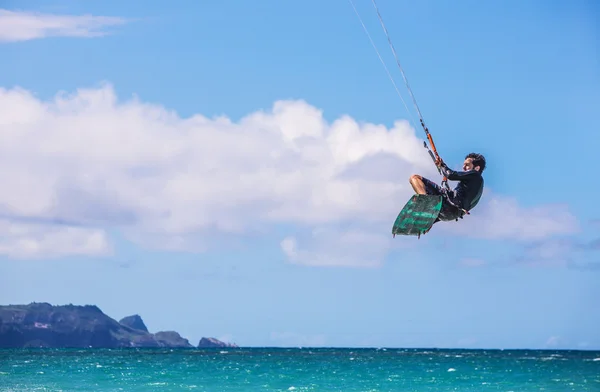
[409,174,443,196]
[409,174,427,194]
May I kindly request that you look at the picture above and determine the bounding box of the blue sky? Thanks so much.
[0,0,598,349]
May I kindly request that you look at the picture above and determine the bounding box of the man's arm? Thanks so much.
[440,164,480,181]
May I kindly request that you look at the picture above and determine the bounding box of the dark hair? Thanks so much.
[466,152,486,172]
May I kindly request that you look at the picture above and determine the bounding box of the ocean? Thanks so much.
[1,348,599,391]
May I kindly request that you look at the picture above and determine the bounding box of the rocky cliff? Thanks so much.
[198,337,239,348]
[0,303,202,348]
[119,315,148,332]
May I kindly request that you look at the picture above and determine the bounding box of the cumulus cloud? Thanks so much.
[0,9,127,42]
[0,218,110,259]
[281,226,392,268]
[519,239,576,267]
[493,234,600,270]
[439,190,579,241]
[0,83,579,264]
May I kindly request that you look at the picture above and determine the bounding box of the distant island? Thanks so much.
[0,302,239,349]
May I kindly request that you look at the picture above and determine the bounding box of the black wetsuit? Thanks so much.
[421,164,484,221]
[440,164,484,212]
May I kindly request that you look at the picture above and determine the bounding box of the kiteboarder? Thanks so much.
[409,153,486,222]
[348,0,488,237]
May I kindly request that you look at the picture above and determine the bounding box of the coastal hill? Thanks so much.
[119,314,148,332]
[0,302,238,349]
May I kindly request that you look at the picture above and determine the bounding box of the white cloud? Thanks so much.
[437,189,579,241]
[0,83,580,263]
[281,226,391,268]
[0,9,127,43]
[0,219,110,259]
[507,238,582,268]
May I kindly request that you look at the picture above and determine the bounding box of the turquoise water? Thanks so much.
[2,348,599,391]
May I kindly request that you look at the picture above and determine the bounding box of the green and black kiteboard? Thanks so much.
[392,194,442,238]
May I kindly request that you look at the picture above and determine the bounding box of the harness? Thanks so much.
[439,187,470,220]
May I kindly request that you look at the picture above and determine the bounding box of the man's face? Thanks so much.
[463,157,477,171]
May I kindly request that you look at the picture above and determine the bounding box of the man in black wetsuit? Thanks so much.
[409,152,486,222]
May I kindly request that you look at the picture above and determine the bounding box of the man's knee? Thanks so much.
[409,174,422,184]
[409,174,428,195]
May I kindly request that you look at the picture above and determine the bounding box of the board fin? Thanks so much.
[392,194,442,238]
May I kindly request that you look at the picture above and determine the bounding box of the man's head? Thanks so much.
[463,153,486,172]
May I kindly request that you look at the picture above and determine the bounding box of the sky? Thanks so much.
[0,0,598,350]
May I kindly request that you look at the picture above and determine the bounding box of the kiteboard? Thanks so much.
[392,194,442,238]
